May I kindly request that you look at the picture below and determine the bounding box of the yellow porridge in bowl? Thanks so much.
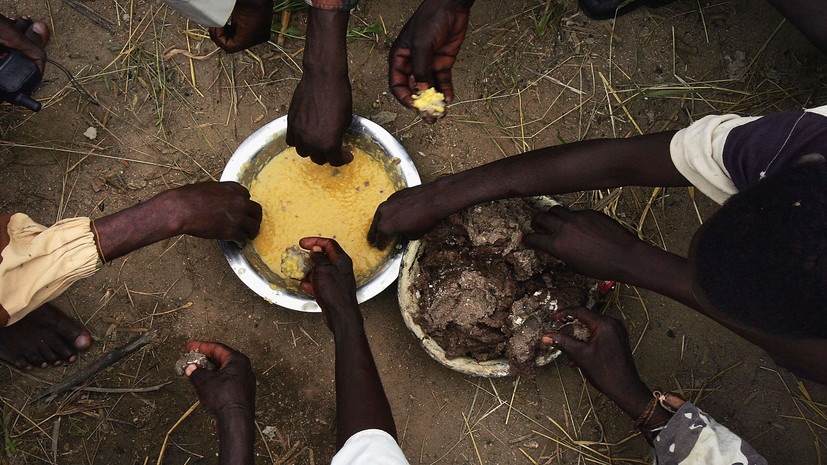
[248,146,400,286]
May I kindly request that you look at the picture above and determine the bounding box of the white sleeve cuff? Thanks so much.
[162,0,236,27]
[669,113,759,204]
[331,429,410,465]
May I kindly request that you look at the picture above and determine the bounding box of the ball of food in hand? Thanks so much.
[175,350,216,376]
[412,87,446,119]
[280,245,312,280]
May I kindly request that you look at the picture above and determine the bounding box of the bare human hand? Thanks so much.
[165,181,263,245]
[541,307,650,418]
[298,237,361,335]
[185,341,256,420]
[286,8,353,166]
[209,0,273,53]
[368,183,445,249]
[389,0,473,111]
[0,14,50,73]
[286,70,353,166]
[522,206,642,281]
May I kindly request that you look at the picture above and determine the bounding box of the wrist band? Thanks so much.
[634,390,685,442]
[91,220,107,264]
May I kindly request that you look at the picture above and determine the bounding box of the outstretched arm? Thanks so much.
[286,8,353,166]
[93,181,262,262]
[369,131,689,248]
[299,237,396,448]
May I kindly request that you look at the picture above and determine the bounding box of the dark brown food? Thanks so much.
[412,199,590,376]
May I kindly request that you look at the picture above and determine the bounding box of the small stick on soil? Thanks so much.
[51,418,60,462]
[63,0,116,32]
[156,401,200,465]
[462,412,484,465]
[505,375,519,425]
[39,328,158,402]
[278,11,292,46]
[81,381,171,394]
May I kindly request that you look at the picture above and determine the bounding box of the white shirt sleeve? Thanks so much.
[669,113,760,204]
[161,0,236,27]
[331,429,410,465]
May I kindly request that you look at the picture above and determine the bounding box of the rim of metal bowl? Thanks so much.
[219,114,421,312]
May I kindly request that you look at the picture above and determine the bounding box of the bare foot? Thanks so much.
[0,304,92,369]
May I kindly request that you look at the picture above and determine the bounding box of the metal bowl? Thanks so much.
[220,115,421,312]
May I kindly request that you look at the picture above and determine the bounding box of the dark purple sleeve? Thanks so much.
[722,109,827,191]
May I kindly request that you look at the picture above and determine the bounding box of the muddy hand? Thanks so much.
[185,341,256,419]
[389,0,472,111]
[522,206,641,281]
[541,307,649,416]
[166,181,262,245]
[0,14,50,73]
[299,237,361,334]
[209,0,273,53]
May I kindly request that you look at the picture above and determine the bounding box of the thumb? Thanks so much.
[542,332,584,358]
[187,365,215,390]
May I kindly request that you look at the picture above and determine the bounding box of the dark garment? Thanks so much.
[723,109,827,191]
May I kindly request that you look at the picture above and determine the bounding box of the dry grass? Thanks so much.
[0,0,825,463]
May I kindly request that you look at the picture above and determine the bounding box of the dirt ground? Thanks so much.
[1,0,826,463]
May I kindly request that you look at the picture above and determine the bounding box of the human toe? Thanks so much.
[74,332,92,350]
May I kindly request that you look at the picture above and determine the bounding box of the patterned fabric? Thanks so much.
[305,0,360,11]
[653,402,767,465]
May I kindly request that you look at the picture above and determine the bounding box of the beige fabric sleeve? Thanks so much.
[669,113,761,204]
[162,0,236,27]
[0,214,102,326]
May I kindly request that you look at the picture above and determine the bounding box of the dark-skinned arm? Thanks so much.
[333,311,397,448]
[285,8,353,166]
[185,341,256,465]
[299,237,397,449]
[92,182,261,262]
[369,131,690,248]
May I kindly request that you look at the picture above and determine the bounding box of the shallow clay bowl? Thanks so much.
[220,115,421,312]
[398,197,600,377]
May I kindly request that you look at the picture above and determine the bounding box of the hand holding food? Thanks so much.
[388,0,473,117]
[299,237,362,334]
[541,307,652,418]
[184,341,256,420]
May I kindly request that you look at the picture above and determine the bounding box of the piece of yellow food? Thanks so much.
[249,146,399,285]
[412,87,446,119]
[280,245,312,280]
